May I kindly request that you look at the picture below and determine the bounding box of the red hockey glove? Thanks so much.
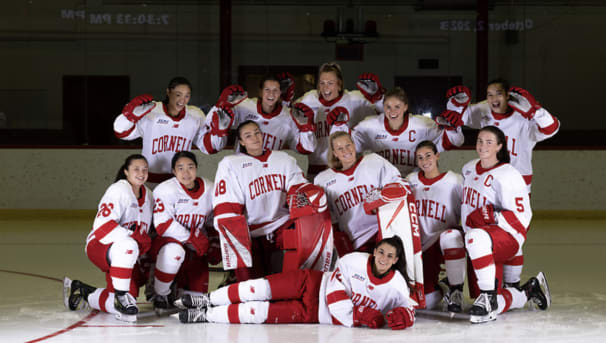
[276,72,295,103]
[290,102,316,132]
[465,204,497,228]
[446,85,471,108]
[356,72,384,104]
[122,94,154,123]
[218,85,247,106]
[363,181,412,215]
[353,306,385,329]
[287,183,327,218]
[326,106,349,127]
[508,87,541,119]
[386,307,415,330]
[186,227,209,257]
[130,225,151,256]
[439,110,464,128]
[210,102,235,137]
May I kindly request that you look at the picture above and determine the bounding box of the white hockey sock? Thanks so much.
[108,238,139,291]
[440,229,466,285]
[210,278,272,306]
[154,243,185,295]
[465,229,495,291]
[87,288,118,315]
[498,287,527,313]
[206,302,270,324]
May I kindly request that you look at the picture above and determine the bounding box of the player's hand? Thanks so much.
[130,225,151,256]
[356,73,384,104]
[290,102,316,132]
[353,306,385,329]
[465,204,497,228]
[508,87,541,119]
[386,307,415,330]
[218,85,247,106]
[276,72,295,104]
[446,85,471,108]
[438,110,464,128]
[123,94,154,122]
[210,102,235,137]
[326,106,349,127]
[186,227,209,257]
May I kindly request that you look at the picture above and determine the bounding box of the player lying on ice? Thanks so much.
[175,236,416,330]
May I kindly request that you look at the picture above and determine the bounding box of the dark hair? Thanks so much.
[479,125,510,164]
[374,236,411,285]
[414,140,438,155]
[171,151,198,170]
[487,78,510,93]
[163,76,192,103]
[317,62,344,96]
[236,120,261,155]
[115,154,148,182]
[258,74,280,89]
[384,87,409,106]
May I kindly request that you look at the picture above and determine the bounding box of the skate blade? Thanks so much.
[536,271,551,309]
[173,298,187,309]
[115,312,137,323]
[62,277,72,310]
[470,311,497,324]
[154,307,180,316]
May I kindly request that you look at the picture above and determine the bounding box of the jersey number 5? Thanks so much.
[515,197,524,212]
[215,180,226,196]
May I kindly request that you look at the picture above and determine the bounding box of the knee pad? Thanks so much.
[464,229,492,259]
[108,237,139,267]
[440,228,464,250]
[156,242,186,270]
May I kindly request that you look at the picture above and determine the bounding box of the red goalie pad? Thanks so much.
[215,216,252,270]
[282,210,334,272]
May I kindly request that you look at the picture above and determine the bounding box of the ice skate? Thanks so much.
[63,277,94,311]
[152,293,177,315]
[114,292,138,322]
[469,290,497,324]
[174,293,210,309]
[179,307,208,323]
[523,271,551,310]
[445,287,464,313]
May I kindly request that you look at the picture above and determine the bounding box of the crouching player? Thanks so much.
[176,236,416,330]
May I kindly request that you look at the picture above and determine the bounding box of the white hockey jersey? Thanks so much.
[297,90,382,172]
[318,252,413,327]
[206,98,316,154]
[335,113,464,176]
[459,102,560,185]
[314,153,402,249]
[461,159,532,248]
[213,150,308,238]
[114,101,224,183]
[153,177,214,241]
[406,171,463,250]
[86,179,154,246]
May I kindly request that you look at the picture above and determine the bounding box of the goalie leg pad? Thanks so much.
[282,210,334,272]
[216,216,252,270]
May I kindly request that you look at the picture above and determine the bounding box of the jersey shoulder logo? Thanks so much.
[157,119,169,124]
[242,162,253,169]
[352,273,366,282]
[374,134,388,140]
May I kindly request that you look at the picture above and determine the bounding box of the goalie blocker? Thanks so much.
[363,182,425,309]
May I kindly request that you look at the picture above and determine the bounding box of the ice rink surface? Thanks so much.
[1,216,605,343]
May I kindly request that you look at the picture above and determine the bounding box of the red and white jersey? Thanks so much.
[461,159,532,247]
[339,113,464,176]
[297,90,381,172]
[406,171,463,250]
[461,102,560,186]
[153,177,214,242]
[314,153,402,249]
[318,252,413,327]
[213,150,308,238]
[206,98,316,154]
[114,102,224,183]
[86,179,154,246]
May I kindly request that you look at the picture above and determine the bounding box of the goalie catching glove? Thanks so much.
[291,103,316,132]
[363,181,412,215]
[122,94,155,123]
[356,72,385,104]
[218,85,248,106]
[508,87,541,119]
[287,183,327,219]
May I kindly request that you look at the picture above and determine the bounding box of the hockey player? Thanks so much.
[315,131,409,256]
[213,120,332,282]
[149,151,219,311]
[63,154,153,322]
[441,126,551,323]
[296,62,384,180]
[204,74,316,155]
[405,140,463,311]
[333,87,464,176]
[176,236,416,331]
[113,77,225,187]
[440,79,560,297]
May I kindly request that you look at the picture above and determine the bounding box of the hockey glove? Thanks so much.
[508,87,541,119]
[218,85,247,106]
[446,85,471,108]
[353,306,385,329]
[326,106,349,127]
[287,183,327,218]
[386,307,415,330]
[439,110,464,128]
[465,204,497,228]
[130,225,151,256]
[290,102,316,132]
[122,94,155,123]
[356,72,385,104]
[363,181,412,215]
[186,227,209,257]
[210,102,235,137]
[276,72,295,104]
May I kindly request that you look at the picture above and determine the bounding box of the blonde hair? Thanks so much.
[317,62,344,95]
[327,131,357,170]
